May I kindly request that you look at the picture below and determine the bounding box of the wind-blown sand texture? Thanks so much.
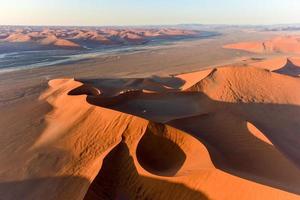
[0,62,300,199]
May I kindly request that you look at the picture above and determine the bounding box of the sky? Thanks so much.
[1,0,300,26]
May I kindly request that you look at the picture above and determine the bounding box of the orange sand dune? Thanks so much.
[224,35,300,54]
[247,57,288,71]
[3,32,80,48]
[73,66,300,198]
[1,27,199,49]
[1,64,299,199]
[72,31,113,44]
[246,56,300,76]
[4,32,32,42]
[273,57,300,76]
[38,35,80,48]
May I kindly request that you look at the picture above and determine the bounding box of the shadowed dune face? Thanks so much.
[2,64,300,199]
[72,76,186,95]
[136,123,186,176]
[84,141,208,200]
[247,56,300,76]
[134,121,213,177]
[67,66,300,198]
[68,85,101,96]
[168,110,300,194]
[273,58,300,76]
[0,177,91,200]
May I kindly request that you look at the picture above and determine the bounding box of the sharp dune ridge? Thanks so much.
[70,65,300,197]
[239,56,300,76]
[1,62,299,199]
[272,58,300,76]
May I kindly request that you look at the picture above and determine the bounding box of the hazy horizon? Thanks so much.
[1,0,300,26]
[1,23,300,28]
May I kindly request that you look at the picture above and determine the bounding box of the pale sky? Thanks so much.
[1,0,300,26]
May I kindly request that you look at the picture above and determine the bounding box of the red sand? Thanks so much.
[0,32,300,199]
[223,35,300,54]
[1,27,199,49]
[246,56,300,76]
[1,64,299,199]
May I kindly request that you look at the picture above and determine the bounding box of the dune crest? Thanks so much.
[243,56,300,76]
[71,66,300,199]
[1,65,300,200]
[246,122,273,145]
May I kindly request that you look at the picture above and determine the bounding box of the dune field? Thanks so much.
[0,27,200,49]
[0,30,300,200]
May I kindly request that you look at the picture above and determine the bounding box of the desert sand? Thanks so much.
[224,35,300,54]
[0,31,300,199]
[249,57,300,76]
[1,63,300,200]
[0,27,200,49]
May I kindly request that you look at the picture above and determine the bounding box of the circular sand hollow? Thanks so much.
[136,123,186,176]
[68,85,100,96]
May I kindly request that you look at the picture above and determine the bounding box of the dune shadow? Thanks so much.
[71,78,300,195]
[84,141,208,200]
[72,76,186,96]
[273,58,300,76]
[0,176,91,200]
[168,108,300,194]
[136,122,186,176]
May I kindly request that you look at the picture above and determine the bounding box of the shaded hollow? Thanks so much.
[84,141,208,200]
[68,85,100,96]
[136,122,186,176]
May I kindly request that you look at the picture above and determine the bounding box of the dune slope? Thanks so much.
[223,35,300,54]
[0,65,300,200]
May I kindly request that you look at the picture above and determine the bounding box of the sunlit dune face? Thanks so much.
[224,35,300,54]
[2,27,300,199]
[31,65,300,199]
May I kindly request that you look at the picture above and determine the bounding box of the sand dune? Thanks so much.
[39,35,80,48]
[4,32,32,42]
[75,66,300,199]
[1,63,299,199]
[0,27,200,49]
[223,35,300,54]
[245,56,300,76]
[273,58,300,76]
[4,32,80,48]
[71,30,114,45]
